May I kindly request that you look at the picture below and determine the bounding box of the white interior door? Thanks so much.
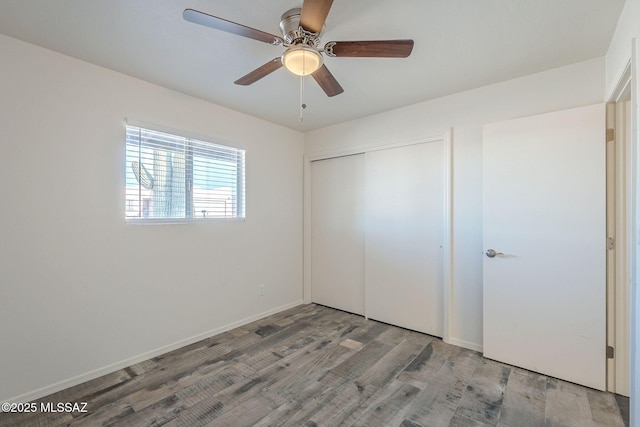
[483,103,606,390]
[365,141,445,336]
[311,154,365,315]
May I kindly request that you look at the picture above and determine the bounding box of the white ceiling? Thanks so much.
[0,0,626,131]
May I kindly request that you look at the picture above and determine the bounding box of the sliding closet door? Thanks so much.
[365,142,445,336]
[311,154,365,315]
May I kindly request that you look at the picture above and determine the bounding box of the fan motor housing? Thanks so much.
[280,8,320,45]
[280,8,301,41]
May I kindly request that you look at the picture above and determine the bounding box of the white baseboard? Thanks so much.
[444,337,483,353]
[7,300,304,404]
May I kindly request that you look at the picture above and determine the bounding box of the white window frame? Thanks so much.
[125,121,245,223]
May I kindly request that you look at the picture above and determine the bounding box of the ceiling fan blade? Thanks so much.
[311,65,344,97]
[184,9,283,45]
[325,40,414,58]
[234,58,283,85]
[300,0,334,33]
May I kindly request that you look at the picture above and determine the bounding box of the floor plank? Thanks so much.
[0,304,628,427]
[498,367,546,427]
[544,377,598,427]
[454,359,510,425]
[587,388,626,427]
[401,346,483,427]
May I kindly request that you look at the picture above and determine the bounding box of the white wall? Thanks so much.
[305,58,606,351]
[0,34,305,402]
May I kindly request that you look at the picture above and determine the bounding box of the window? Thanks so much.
[125,124,245,220]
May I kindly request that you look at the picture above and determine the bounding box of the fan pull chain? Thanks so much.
[299,75,305,123]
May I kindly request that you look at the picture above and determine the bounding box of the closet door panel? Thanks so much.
[311,154,365,315]
[365,142,445,335]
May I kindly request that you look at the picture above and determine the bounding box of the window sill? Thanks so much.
[125,217,246,225]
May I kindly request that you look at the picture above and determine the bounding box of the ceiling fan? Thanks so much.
[183,0,414,97]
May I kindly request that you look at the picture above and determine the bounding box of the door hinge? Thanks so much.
[607,346,615,359]
[606,128,615,142]
[607,237,615,250]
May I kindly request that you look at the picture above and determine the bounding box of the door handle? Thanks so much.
[485,249,504,258]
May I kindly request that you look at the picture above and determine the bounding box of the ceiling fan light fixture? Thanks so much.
[282,46,323,76]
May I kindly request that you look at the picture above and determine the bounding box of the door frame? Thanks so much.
[303,131,454,342]
[606,59,632,396]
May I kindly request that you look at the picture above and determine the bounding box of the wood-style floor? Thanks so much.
[0,304,629,427]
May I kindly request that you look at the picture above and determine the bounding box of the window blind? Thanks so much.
[125,125,245,220]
